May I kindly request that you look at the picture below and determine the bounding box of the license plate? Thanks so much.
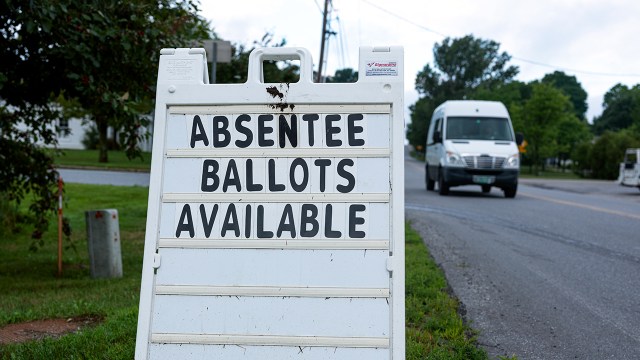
[473,175,495,184]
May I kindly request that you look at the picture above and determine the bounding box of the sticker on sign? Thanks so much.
[135,47,404,359]
[365,61,398,76]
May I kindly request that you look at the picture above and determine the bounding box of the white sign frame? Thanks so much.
[135,46,405,359]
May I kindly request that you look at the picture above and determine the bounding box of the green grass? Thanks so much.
[0,183,149,359]
[1,183,493,358]
[405,223,490,360]
[53,149,151,171]
[519,166,582,180]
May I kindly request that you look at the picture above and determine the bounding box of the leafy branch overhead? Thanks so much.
[0,0,211,246]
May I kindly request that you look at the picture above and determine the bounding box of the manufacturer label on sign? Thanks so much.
[365,61,398,76]
[136,47,404,359]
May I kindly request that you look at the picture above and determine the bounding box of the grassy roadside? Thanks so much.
[0,183,148,359]
[1,183,490,358]
[405,223,489,359]
[53,149,151,171]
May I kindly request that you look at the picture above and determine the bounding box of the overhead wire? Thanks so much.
[361,0,640,78]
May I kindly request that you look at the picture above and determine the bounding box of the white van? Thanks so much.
[425,100,523,197]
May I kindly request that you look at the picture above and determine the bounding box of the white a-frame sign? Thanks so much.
[135,46,405,359]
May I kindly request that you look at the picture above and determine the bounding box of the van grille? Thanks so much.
[463,155,506,169]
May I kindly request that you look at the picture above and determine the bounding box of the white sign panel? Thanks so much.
[136,47,404,359]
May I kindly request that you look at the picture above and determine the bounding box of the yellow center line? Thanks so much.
[520,192,640,221]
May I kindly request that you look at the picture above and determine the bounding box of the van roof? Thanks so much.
[436,100,509,118]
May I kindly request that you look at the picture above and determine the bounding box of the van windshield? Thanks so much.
[446,116,513,141]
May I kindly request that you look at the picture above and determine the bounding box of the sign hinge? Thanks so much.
[153,253,162,269]
[386,256,394,274]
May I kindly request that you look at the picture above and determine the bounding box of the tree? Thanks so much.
[575,130,640,179]
[1,0,210,247]
[592,84,640,135]
[216,33,299,84]
[326,68,358,83]
[541,71,588,121]
[407,35,519,151]
[472,81,533,131]
[511,83,574,175]
[56,1,211,162]
[554,115,591,171]
[406,97,435,152]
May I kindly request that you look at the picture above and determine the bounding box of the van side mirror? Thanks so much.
[515,132,524,146]
[433,130,442,143]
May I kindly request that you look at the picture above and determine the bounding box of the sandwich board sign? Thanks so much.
[135,46,405,359]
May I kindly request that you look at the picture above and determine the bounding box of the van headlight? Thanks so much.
[504,153,519,169]
[445,151,466,167]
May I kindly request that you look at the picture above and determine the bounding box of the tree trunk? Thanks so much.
[97,118,109,163]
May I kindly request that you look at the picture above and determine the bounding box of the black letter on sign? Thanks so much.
[300,204,319,237]
[244,204,252,238]
[268,159,285,192]
[257,205,274,238]
[190,115,209,148]
[175,204,195,238]
[277,204,296,238]
[223,159,241,192]
[290,158,309,192]
[258,115,274,147]
[235,114,253,148]
[302,114,319,146]
[325,114,342,147]
[245,159,263,191]
[201,159,220,192]
[336,159,355,193]
[324,204,342,238]
[279,114,298,148]
[348,204,366,238]
[313,159,331,192]
[221,204,240,237]
[213,116,231,148]
[348,114,365,146]
[199,204,219,238]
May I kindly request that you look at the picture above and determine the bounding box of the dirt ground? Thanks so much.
[0,315,102,345]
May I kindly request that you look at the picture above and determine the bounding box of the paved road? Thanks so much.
[58,168,150,187]
[405,154,640,359]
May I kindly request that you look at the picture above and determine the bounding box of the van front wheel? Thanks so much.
[438,170,450,196]
[425,166,435,191]
[503,184,517,198]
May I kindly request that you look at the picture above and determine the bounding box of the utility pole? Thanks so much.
[316,0,330,83]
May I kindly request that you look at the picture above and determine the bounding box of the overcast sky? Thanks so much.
[201,0,640,122]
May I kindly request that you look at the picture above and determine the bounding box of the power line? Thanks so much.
[312,0,323,14]
[361,0,640,78]
[511,56,640,78]
[362,0,446,38]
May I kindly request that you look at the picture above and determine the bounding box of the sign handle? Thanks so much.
[247,47,314,84]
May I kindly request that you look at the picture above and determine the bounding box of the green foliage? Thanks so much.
[1,307,137,359]
[326,68,359,83]
[405,223,489,360]
[553,114,592,170]
[407,35,518,150]
[511,83,576,175]
[0,0,209,250]
[0,183,148,357]
[541,71,588,121]
[415,35,518,100]
[54,149,151,171]
[0,193,21,238]
[592,84,640,135]
[407,97,436,153]
[216,33,300,84]
[572,130,640,179]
